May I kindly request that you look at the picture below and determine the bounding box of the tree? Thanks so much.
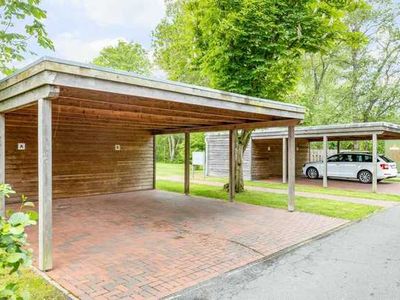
[0,0,54,75]
[92,40,152,75]
[293,0,400,125]
[154,0,364,192]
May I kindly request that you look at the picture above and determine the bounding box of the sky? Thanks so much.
[21,0,166,71]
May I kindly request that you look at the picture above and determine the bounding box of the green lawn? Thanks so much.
[157,180,381,221]
[245,180,400,202]
[386,177,400,183]
[156,162,205,178]
[156,163,400,202]
[0,269,65,299]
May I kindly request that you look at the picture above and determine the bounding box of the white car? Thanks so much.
[303,152,398,183]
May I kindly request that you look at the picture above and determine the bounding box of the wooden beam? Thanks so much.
[288,126,295,212]
[282,137,287,184]
[229,130,237,202]
[0,114,5,217]
[38,98,53,271]
[57,97,249,123]
[153,135,156,189]
[154,119,300,135]
[323,135,328,188]
[51,104,223,126]
[184,132,190,195]
[0,85,59,113]
[372,134,378,193]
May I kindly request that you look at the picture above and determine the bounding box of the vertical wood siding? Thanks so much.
[251,139,309,179]
[205,133,251,180]
[5,106,153,202]
[205,133,309,180]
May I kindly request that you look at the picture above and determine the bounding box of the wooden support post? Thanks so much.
[323,135,328,188]
[287,126,295,212]
[337,141,340,154]
[372,134,378,193]
[38,99,53,271]
[184,132,190,195]
[229,129,236,202]
[0,114,5,217]
[153,135,156,189]
[282,138,287,183]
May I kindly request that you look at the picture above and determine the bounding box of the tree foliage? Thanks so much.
[92,40,152,75]
[153,0,364,191]
[293,0,400,125]
[156,133,205,163]
[154,0,364,100]
[0,0,54,75]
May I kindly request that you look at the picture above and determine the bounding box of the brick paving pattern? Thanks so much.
[26,190,347,299]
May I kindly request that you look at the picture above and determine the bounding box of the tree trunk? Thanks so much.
[224,129,253,193]
[168,135,176,162]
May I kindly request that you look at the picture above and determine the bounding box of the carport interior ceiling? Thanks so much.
[0,57,305,134]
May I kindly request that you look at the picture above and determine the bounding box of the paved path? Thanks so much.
[267,177,400,195]
[159,176,398,208]
[174,206,400,300]
[25,190,346,300]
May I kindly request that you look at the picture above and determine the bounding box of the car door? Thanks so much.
[327,154,340,177]
[340,154,358,178]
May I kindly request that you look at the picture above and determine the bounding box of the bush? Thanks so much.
[0,184,38,299]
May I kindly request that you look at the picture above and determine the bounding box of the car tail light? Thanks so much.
[380,163,389,170]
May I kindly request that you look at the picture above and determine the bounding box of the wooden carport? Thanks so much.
[252,123,400,192]
[0,57,305,271]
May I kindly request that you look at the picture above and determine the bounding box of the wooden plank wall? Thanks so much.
[251,138,309,180]
[5,105,153,203]
[385,140,400,166]
[205,133,251,180]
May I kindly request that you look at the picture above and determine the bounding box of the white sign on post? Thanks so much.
[192,152,205,166]
[192,151,206,179]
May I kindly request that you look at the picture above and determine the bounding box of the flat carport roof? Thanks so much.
[0,57,305,272]
[0,57,305,133]
[252,122,400,141]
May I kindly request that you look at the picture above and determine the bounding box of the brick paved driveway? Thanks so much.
[27,190,347,299]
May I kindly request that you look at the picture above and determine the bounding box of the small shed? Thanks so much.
[206,122,400,189]
[0,57,305,271]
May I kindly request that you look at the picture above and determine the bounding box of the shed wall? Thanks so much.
[251,139,309,179]
[205,133,251,180]
[5,105,153,202]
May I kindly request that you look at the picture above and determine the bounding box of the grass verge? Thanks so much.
[0,269,65,299]
[156,163,400,202]
[245,180,400,202]
[157,180,381,221]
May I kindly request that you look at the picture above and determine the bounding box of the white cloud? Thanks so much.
[81,0,165,29]
[53,33,127,62]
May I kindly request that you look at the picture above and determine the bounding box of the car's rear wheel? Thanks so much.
[358,170,372,184]
[306,167,319,179]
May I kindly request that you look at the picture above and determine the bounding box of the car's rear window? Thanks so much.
[362,154,373,162]
[380,155,395,163]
